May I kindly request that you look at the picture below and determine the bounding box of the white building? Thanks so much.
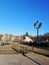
[23,36,33,43]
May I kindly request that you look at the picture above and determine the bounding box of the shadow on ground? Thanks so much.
[12,48,21,53]
[22,54,41,65]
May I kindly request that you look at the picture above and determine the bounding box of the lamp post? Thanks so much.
[34,21,42,43]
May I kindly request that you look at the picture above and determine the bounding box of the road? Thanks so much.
[0,52,49,65]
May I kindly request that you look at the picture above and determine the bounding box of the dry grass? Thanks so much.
[0,43,32,54]
[14,43,49,56]
[33,47,49,56]
[0,44,17,54]
[13,44,32,53]
[0,43,49,56]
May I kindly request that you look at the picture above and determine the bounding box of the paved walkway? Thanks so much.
[26,52,49,65]
[0,52,49,65]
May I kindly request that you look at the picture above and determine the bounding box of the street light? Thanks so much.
[34,21,42,43]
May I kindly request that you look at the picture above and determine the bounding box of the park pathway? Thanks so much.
[0,52,49,65]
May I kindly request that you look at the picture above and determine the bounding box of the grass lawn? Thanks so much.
[0,43,49,56]
[0,44,17,54]
[13,44,32,53]
[0,43,32,54]
[32,47,49,56]
[14,43,49,56]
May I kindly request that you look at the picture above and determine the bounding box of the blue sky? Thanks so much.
[0,0,49,36]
